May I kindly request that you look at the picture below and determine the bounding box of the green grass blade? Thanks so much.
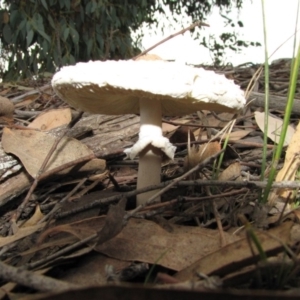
[260,0,270,186]
[262,44,300,203]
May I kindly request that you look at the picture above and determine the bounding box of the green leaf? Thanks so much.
[110,5,116,19]
[46,57,53,70]
[53,50,60,66]
[20,21,28,39]
[114,16,120,28]
[26,29,34,47]
[91,1,97,13]
[62,54,68,65]
[59,17,67,26]
[36,27,51,43]
[49,0,57,6]
[110,40,115,52]
[69,27,79,44]
[29,15,49,44]
[35,13,44,26]
[10,10,21,27]
[96,33,104,49]
[42,39,49,56]
[26,20,32,32]
[40,0,48,10]
[33,60,38,73]
[63,27,69,41]
[80,5,85,22]
[29,50,34,64]
[47,15,56,29]
[34,14,46,34]
[82,32,88,43]
[86,39,93,57]
[69,54,75,65]
[3,24,12,43]
[10,18,26,42]
[18,18,26,30]
[59,22,66,38]
[64,0,71,11]
[85,2,92,15]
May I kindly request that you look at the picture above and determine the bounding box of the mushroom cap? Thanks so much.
[52,60,246,116]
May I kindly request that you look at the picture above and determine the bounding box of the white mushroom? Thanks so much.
[51,60,246,206]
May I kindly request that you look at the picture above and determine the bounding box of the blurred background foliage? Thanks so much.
[0,0,254,80]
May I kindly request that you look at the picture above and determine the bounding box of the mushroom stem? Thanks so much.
[136,98,162,206]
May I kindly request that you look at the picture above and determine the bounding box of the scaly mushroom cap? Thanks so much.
[51,60,246,117]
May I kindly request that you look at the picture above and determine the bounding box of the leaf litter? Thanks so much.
[0,59,300,299]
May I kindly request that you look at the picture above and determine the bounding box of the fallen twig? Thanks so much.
[0,261,77,292]
[10,84,52,104]
[25,233,98,271]
[55,176,300,220]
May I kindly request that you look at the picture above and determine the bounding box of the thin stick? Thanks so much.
[26,233,98,271]
[11,84,51,104]
[38,153,95,181]
[212,199,226,247]
[40,178,88,224]
[0,261,77,292]
[275,192,292,225]
[55,178,300,220]
[132,20,209,60]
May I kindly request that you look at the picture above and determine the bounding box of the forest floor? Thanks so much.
[0,58,300,299]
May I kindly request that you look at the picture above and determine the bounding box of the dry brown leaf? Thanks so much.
[2,128,98,178]
[269,121,300,202]
[175,221,295,281]
[57,254,131,287]
[202,113,220,128]
[0,223,45,248]
[169,126,195,144]
[218,162,241,181]
[35,214,237,270]
[14,94,40,108]
[37,224,97,245]
[162,122,178,134]
[22,205,45,227]
[38,199,127,248]
[255,111,294,146]
[227,130,252,141]
[217,112,235,119]
[18,235,87,265]
[0,88,12,96]
[95,218,239,271]
[184,141,221,171]
[95,198,127,246]
[198,112,235,129]
[0,96,14,124]
[0,282,17,299]
[197,141,221,162]
[28,108,72,131]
